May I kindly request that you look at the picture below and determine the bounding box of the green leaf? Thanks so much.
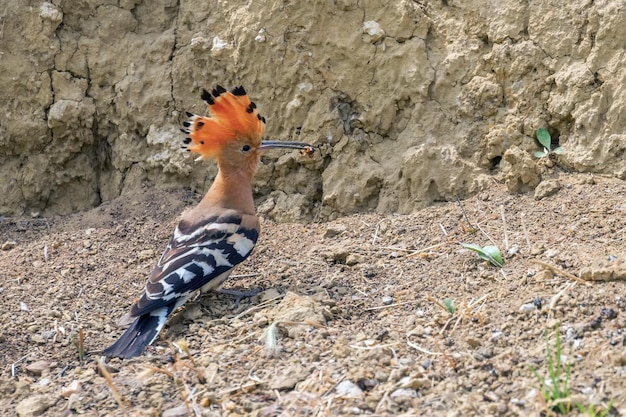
[460,243,504,267]
[482,245,504,267]
[534,150,548,158]
[443,298,456,314]
[536,128,551,150]
[553,146,564,155]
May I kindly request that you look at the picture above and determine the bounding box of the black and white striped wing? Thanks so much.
[128,212,259,319]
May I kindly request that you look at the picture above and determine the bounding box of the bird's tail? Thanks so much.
[103,307,170,359]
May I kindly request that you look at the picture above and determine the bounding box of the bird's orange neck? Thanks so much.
[199,160,257,215]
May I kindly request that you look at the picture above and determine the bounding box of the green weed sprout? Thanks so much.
[534,128,564,158]
[576,401,614,417]
[530,328,572,414]
[443,298,456,314]
[460,243,504,267]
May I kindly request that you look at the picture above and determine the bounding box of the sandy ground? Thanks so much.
[1,172,625,416]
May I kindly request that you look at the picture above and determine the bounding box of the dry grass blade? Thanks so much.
[97,356,130,413]
[406,335,442,356]
[349,342,399,350]
[141,364,174,378]
[231,294,285,320]
[363,301,414,311]
[11,353,29,378]
[406,241,453,258]
[548,282,577,315]
[500,205,509,250]
[532,260,591,285]
[456,196,476,233]
[77,328,85,362]
[433,339,458,369]
[182,384,201,417]
[218,381,265,396]
[425,293,452,314]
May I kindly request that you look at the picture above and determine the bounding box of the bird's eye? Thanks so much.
[242,145,251,152]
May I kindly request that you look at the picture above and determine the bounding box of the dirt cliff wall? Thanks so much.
[1,1,624,220]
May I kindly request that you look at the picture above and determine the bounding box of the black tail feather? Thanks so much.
[103,313,164,359]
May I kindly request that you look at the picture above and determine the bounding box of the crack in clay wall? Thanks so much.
[0,0,624,220]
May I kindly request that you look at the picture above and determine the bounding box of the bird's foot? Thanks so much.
[219,287,263,309]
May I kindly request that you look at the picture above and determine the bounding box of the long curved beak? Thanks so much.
[259,141,316,157]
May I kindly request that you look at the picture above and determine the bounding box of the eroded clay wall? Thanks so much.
[1,1,624,220]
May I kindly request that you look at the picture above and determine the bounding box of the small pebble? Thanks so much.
[25,361,50,376]
[162,405,189,417]
[61,381,81,398]
[544,249,559,258]
[346,253,364,265]
[324,224,346,238]
[390,388,418,402]
[382,296,394,305]
[1,240,17,250]
[335,380,364,398]
[519,303,537,313]
[506,244,519,257]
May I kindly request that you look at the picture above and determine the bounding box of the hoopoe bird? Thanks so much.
[103,85,315,358]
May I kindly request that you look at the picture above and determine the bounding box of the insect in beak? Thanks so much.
[259,141,316,157]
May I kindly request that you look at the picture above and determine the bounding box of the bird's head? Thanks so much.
[182,85,314,175]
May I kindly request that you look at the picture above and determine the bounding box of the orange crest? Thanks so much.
[181,85,266,159]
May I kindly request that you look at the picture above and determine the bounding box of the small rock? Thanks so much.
[519,303,537,313]
[534,179,561,200]
[544,248,559,258]
[530,244,545,255]
[61,381,81,398]
[259,288,281,302]
[534,269,553,281]
[324,224,346,238]
[362,20,385,43]
[483,391,499,402]
[1,240,17,250]
[398,375,429,389]
[491,331,504,342]
[390,388,418,402]
[25,361,50,376]
[601,307,618,320]
[506,244,519,257]
[15,395,54,417]
[495,361,512,375]
[269,373,300,390]
[256,198,275,215]
[382,296,394,305]
[20,302,29,312]
[335,380,364,398]
[332,336,352,359]
[476,346,494,359]
[162,405,189,417]
[346,253,364,265]
[580,257,626,281]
